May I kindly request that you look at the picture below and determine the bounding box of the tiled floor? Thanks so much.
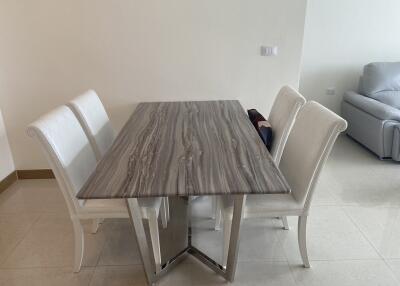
[1,135,400,285]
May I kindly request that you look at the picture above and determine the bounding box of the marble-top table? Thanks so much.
[77,100,290,285]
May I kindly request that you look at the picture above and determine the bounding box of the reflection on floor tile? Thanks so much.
[386,259,400,282]
[97,221,142,266]
[2,215,106,268]
[89,265,146,286]
[290,260,398,286]
[1,136,400,285]
[0,267,93,286]
[0,213,40,265]
[281,206,380,263]
[0,180,68,214]
[343,206,400,259]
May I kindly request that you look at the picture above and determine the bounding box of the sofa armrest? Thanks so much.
[343,91,400,121]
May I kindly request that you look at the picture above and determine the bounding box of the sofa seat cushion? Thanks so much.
[374,91,400,109]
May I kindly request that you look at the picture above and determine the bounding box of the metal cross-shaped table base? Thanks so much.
[126,195,246,286]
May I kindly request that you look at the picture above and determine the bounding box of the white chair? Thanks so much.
[268,86,307,164]
[67,90,169,229]
[27,106,164,273]
[214,86,306,230]
[67,90,115,160]
[219,101,347,268]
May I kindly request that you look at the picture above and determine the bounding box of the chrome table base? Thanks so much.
[126,195,246,286]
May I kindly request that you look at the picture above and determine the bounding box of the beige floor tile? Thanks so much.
[97,221,143,266]
[322,137,400,207]
[156,262,192,286]
[191,216,287,265]
[89,265,147,286]
[233,261,297,286]
[290,260,399,286]
[2,215,106,268]
[189,258,229,285]
[0,214,40,265]
[0,180,68,215]
[237,219,288,262]
[189,260,296,286]
[344,206,400,259]
[280,206,380,263]
[0,267,93,286]
[385,259,400,283]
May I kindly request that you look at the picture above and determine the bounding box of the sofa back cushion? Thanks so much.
[360,62,400,98]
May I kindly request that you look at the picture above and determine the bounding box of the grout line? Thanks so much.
[340,205,384,260]
[86,267,96,286]
[0,214,42,268]
[383,258,400,284]
[0,265,97,270]
[340,205,400,282]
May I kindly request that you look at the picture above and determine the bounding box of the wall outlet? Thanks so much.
[326,87,336,95]
[260,46,278,57]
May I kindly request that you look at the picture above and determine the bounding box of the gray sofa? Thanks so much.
[342,62,400,160]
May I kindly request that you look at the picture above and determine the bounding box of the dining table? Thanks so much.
[77,100,290,285]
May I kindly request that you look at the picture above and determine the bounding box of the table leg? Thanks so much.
[126,195,245,285]
[189,194,246,282]
[126,198,156,285]
[126,197,190,285]
[224,194,246,282]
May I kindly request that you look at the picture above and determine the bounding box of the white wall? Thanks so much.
[0,0,307,169]
[300,0,400,113]
[0,110,15,180]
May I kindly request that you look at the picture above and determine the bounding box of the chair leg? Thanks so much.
[222,211,232,269]
[298,215,310,268]
[281,216,289,230]
[165,197,170,221]
[71,218,84,273]
[161,198,168,229]
[214,197,222,231]
[211,197,216,219]
[91,219,101,234]
[148,210,162,273]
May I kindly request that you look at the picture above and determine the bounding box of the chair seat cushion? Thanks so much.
[221,194,303,218]
[82,197,162,219]
[245,194,303,216]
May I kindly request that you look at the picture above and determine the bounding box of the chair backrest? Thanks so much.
[27,106,98,215]
[279,101,347,212]
[67,90,115,161]
[268,86,306,164]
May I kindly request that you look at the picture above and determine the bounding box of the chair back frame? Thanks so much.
[67,90,115,161]
[279,101,347,214]
[268,86,306,165]
[27,106,98,218]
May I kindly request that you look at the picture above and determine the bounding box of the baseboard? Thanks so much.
[0,171,18,194]
[16,169,55,180]
[0,169,55,194]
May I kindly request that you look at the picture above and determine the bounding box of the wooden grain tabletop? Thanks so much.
[77,100,290,199]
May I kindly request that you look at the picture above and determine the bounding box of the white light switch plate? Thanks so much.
[260,46,278,56]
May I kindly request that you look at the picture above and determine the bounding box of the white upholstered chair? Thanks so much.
[214,86,306,229]
[268,86,307,164]
[219,101,347,268]
[67,90,169,229]
[67,90,115,160]
[27,106,164,273]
